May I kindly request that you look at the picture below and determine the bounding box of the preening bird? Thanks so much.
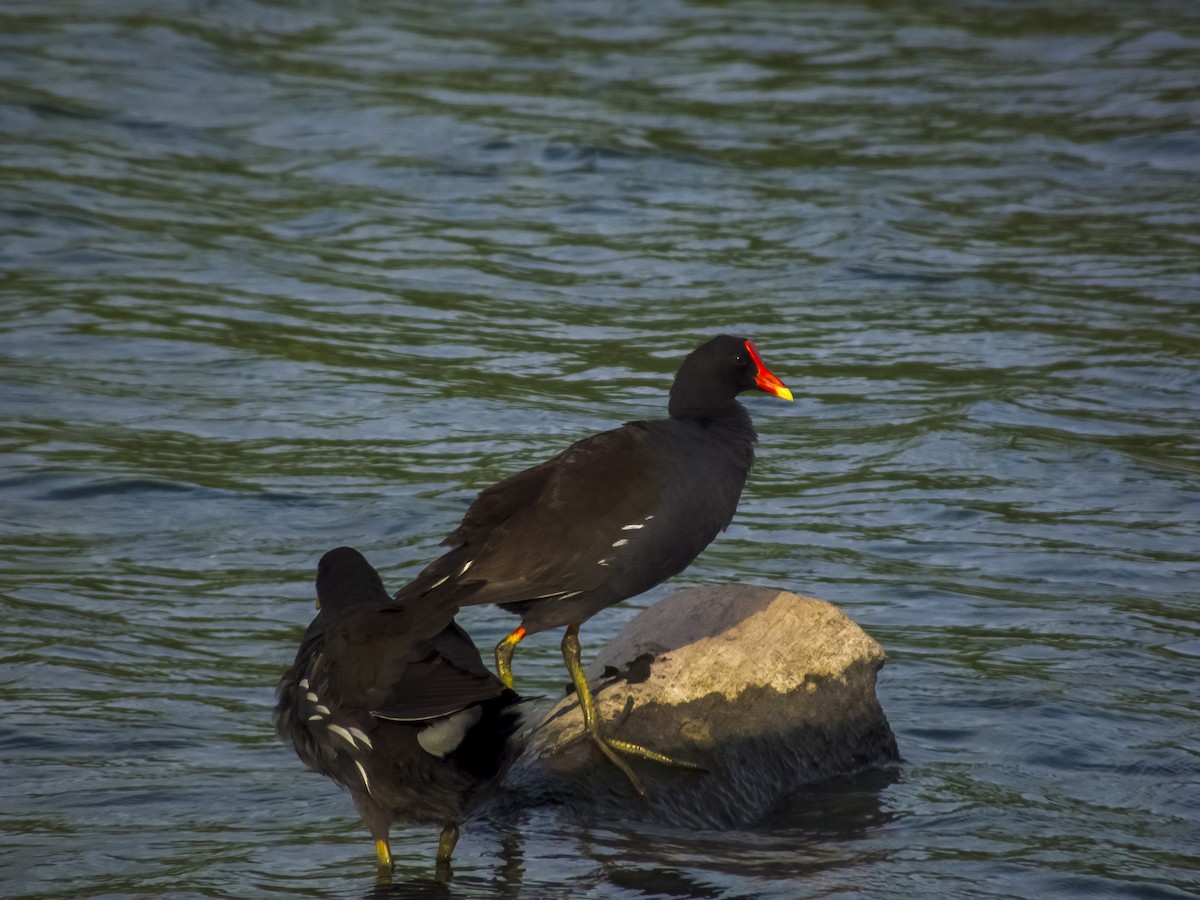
[274,546,522,872]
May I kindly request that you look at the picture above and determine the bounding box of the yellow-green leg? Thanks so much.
[560,624,704,797]
[434,822,458,880]
[375,838,392,868]
[494,626,526,689]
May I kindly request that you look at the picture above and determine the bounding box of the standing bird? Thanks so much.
[391,335,792,793]
[274,546,522,873]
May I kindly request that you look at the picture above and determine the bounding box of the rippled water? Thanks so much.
[3,1,1199,897]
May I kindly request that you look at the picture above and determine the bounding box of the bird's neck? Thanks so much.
[669,399,757,441]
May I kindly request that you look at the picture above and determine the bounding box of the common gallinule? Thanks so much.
[390,335,791,793]
[274,546,522,872]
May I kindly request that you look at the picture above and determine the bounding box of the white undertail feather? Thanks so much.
[417,707,483,758]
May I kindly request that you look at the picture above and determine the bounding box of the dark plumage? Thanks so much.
[390,335,792,791]
[274,546,522,871]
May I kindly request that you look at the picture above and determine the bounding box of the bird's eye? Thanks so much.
[735,355,744,364]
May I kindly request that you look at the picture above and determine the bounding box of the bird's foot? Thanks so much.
[586,731,708,797]
[607,738,707,772]
[588,732,646,796]
[604,695,707,772]
[375,838,393,869]
[558,623,705,797]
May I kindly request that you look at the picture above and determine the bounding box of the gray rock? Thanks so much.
[502,585,899,828]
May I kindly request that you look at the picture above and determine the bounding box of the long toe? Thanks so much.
[589,732,646,796]
[586,734,708,797]
[607,738,708,772]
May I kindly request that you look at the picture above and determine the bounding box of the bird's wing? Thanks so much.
[449,422,663,546]
[435,422,672,603]
[321,605,504,721]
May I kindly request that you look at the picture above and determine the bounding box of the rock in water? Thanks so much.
[503,585,899,828]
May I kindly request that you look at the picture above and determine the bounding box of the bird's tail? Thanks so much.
[451,689,526,780]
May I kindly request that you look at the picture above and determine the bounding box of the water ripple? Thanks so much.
[3,1,1200,898]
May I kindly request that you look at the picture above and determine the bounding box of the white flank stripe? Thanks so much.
[328,724,358,748]
[354,760,372,796]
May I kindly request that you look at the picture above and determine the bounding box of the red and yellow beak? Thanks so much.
[745,341,793,401]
